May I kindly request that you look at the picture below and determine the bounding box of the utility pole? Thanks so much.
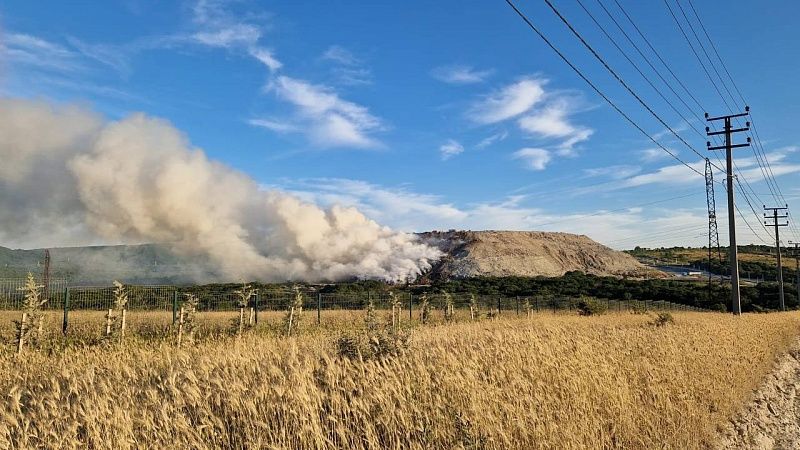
[764,205,789,311]
[706,107,751,315]
[789,241,800,306]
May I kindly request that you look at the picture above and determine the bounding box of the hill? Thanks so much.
[1,230,662,284]
[0,244,213,285]
[628,245,797,282]
[420,230,661,279]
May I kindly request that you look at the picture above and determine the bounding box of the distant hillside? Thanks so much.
[420,230,662,279]
[2,230,664,284]
[627,245,795,282]
[0,244,216,285]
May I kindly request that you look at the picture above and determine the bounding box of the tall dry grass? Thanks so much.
[0,312,798,449]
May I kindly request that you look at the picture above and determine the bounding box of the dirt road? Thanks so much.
[716,341,800,449]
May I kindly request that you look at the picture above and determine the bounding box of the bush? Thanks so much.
[336,303,411,361]
[630,302,647,315]
[577,297,607,316]
[335,328,411,361]
[650,312,675,327]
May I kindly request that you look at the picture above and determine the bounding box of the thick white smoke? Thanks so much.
[0,98,440,282]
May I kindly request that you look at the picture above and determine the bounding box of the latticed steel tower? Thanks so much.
[705,159,723,297]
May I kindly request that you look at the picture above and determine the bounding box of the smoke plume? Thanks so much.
[0,98,440,282]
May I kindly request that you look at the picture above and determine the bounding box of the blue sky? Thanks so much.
[2,0,799,249]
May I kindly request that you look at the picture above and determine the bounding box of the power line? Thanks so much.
[686,1,799,240]
[541,0,722,173]
[589,0,731,184]
[682,0,793,230]
[502,0,705,178]
[673,0,739,108]
[661,0,735,114]
[576,0,710,144]
[610,0,704,112]
[668,0,797,242]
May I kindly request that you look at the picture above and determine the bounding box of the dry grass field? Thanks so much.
[0,311,799,449]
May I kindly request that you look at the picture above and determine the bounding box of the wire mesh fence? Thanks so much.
[0,277,711,337]
[0,278,68,310]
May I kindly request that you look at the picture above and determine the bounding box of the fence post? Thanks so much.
[172,289,178,324]
[497,296,501,316]
[62,287,70,335]
[317,293,322,325]
[254,292,259,324]
[515,296,520,315]
[408,293,413,320]
[535,296,540,312]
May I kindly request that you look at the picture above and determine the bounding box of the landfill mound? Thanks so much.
[420,230,661,279]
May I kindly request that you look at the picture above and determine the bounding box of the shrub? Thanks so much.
[232,283,256,336]
[337,303,411,361]
[103,281,129,343]
[419,294,430,324]
[650,312,675,327]
[178,293,200,347]
[15,273,47,353]
[443,292,454,323]
[283,286,304,337]
[577,297,607,316]
[630,302,648,315]
[469,293,481,321]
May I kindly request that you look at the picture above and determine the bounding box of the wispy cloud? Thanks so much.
[652,120,690,141]
[639,147,675,163]
[322,45,359,65]
[3,33,85,73]
[321,45,372,86]
[259,75,383,148]
[513,148,551,171]
[476,130,509,149]
[583,165,641,180]
[440,139,464,160]
[431,64,494,84]
[188,0,281,71]
[66,37,132,75]
[468,77,547,124]
[247,118,299,133]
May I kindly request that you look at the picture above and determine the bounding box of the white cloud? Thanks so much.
[321,46,372,86]
[620,160,705,188]
[432,64,494,84]
[476,130,509,149]
[280,177,722,248]
[468,77,547,124]
[263,75,383,148]
[247,118,298,133]
[189,0,281,72]
[440,139,464,160]
[513,148,551,171]
[66,37,131,75]
[248,47,282,71]
[639,147,674,163]
[3,33,84,73]
[652,121,690,141]
[612,147,800,192]
[284,178,467,231]
[322,45,359,65]
[517,98,593,155]
[583,165,641,180]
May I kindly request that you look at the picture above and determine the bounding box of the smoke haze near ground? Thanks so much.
[0,98,440,282]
